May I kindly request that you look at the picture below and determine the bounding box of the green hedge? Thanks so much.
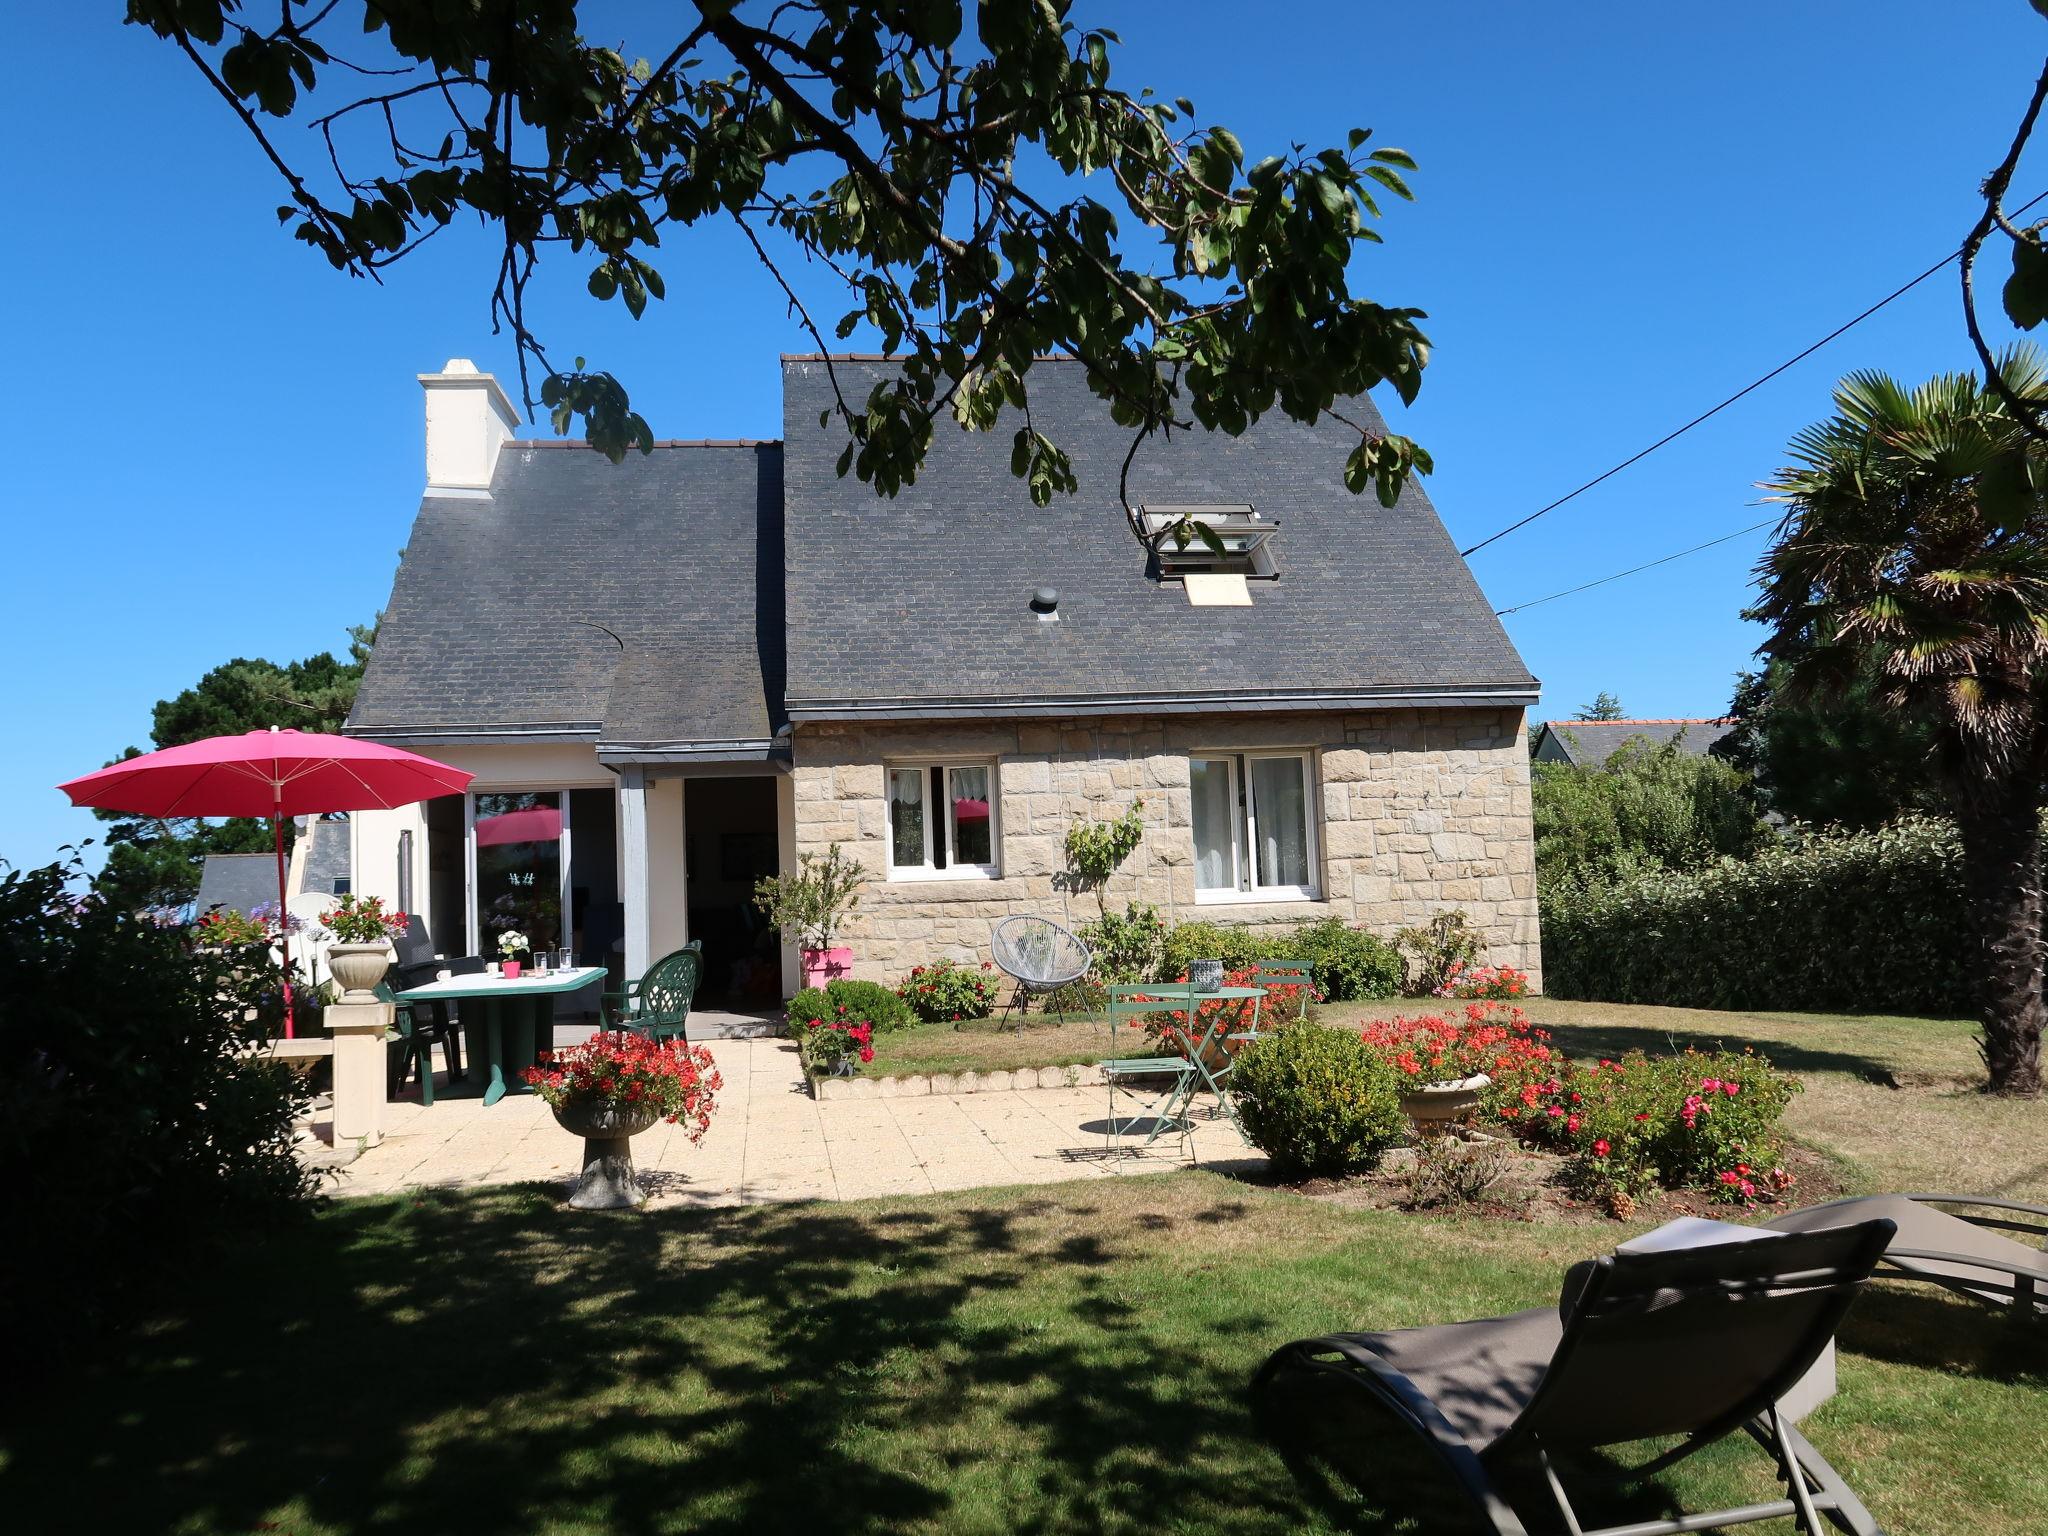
[1157,916,1402,1002]
[1541,816,1978,1014]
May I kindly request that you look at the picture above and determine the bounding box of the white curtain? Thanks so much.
[1190,758,1235,891]
[1251,758,1309,889]
[888,769,924,867]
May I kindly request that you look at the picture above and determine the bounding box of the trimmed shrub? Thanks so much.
[1156,916,1400,1003]
[0,859,316,1370]
[1541,816,1977,1014]
[896,959,1002,1023]
[1231,1025,1406,1178]
[1077,902,1166,985]
[784,978,915,1035]
[1282,917,1402,1002]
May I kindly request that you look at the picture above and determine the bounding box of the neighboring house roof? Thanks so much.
[193,853,277,917]
[1532,718,1734,768]
[348,440,786,763]
[300,818,352,895]
[780,357,1536,718]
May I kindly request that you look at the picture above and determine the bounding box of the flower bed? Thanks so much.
[521,1030,721,1141]
[800,1017,876,1076]
[1434,961,1531,1001]
[1504,1047,1800,1209]
[896,958,1002,1023]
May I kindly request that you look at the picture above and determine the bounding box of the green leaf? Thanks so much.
[2003,229,2048,331]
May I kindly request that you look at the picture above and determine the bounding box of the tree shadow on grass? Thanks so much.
[1536,1021,1912,1086]
[0,1183,1398,1536]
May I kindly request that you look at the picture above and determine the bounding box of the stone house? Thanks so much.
[345,356,1542,1006]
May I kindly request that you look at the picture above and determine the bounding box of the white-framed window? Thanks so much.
[1190,751,1318,902]
[886,761,1000,879]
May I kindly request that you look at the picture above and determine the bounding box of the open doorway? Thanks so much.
[685,776,783,1010]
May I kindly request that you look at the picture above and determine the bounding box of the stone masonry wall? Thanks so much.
[789,708,1541,989]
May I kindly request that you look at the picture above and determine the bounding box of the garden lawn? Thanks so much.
[2,1173,2041,1536]
[859,1010,1124,1078]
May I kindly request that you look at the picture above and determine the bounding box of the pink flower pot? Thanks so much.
[503,960,523,979]
[800,946,853,989]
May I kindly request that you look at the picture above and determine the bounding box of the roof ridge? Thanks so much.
[1546,717,1730,727]
[780,351,1074,363]
[506,438,780,449]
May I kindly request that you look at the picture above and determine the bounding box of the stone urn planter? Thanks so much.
[326,941,393,1001]
[554,1099,662,1209]
[1399,1072,1491,1133]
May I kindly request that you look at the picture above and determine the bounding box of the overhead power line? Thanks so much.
[1493,516,1779,617]
[1459,189,2048,560]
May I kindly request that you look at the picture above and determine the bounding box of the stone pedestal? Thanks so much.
[326,997,391,1148]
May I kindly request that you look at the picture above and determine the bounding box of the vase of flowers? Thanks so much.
[1360,1003,1555,1136]
[498,928,529,979]
[320,893,410,1000]
[522,1031,722,1209]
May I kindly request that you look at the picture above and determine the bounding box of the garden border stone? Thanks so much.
[814,1063,1108,1101]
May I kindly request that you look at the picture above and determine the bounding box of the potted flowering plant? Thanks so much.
[497,928,530,978]
[1360,1001,1556,1133]
[752,843,865,988]
[521,1030,722,1208]
[799,1016,875,1079]
[320,893,409,999]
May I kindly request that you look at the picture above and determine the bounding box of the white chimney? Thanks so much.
[419,358,520,493]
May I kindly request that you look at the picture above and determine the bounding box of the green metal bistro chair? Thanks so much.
[1249,960,1318,1023]
[603,941,702,1044]
[1101,983,1201,1154]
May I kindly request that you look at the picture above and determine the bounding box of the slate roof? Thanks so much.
[1533,718,1734,768]
[300,819,352,895]
[348,440,785,761]
[193,853,279,917]
[780,357,1535,716]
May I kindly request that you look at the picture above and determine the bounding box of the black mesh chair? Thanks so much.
[1253,1222,1897,1535]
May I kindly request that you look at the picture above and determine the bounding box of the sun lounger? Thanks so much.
[1764,1193,2046,1320]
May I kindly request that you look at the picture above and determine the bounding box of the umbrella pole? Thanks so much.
[274,806,295,1040]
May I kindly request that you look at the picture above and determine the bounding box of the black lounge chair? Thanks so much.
[1252,1221,1897,1536]
[1764,1193,2047,1320]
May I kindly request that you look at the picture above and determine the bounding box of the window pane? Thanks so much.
[1190,758,1236,891]
[474,791,564,952]
[1250,758,1310,889]
[949,766,992,866]
[889,769,926,868]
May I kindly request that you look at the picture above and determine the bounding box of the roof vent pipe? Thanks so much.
[1030,587,1060,621]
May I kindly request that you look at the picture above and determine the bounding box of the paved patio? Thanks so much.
[320,1038,1261,1206]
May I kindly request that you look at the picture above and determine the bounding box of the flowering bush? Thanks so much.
[1506,1047,1800,1206]
[322,892,409,945]
[800,1016,876,1076]
[896,958,1002,1023]
[1435,961,1531,1001]
[192,903,298,948]
[1359,1003,1556,1110]
[520,1030,721,1140]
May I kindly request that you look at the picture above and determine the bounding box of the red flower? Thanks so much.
[1592,1139,1610,1157]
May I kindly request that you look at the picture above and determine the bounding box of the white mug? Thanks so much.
[435,967,453,983]
[487,961,502,976]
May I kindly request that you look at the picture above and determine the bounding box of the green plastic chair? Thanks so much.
[603,941,702,1043]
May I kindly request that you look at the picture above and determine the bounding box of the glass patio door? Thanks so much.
[467,791,570,956]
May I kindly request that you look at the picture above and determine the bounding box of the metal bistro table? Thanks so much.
[393,967,606,1106]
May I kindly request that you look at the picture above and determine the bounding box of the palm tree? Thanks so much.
[1750,350,2048,1096]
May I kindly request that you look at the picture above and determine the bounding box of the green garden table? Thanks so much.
[393,967,605,1106]
[1100,983,1265,1146]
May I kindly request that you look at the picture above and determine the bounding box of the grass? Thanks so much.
[12,1000,2043,1533]
[5,1172,2042,1536]
[858,1011,1125,1077]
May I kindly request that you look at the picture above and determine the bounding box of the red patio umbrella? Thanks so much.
[474,804,563,846]
[59,726,474,1036]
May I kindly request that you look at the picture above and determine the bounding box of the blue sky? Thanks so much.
[3,2,2043,873]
